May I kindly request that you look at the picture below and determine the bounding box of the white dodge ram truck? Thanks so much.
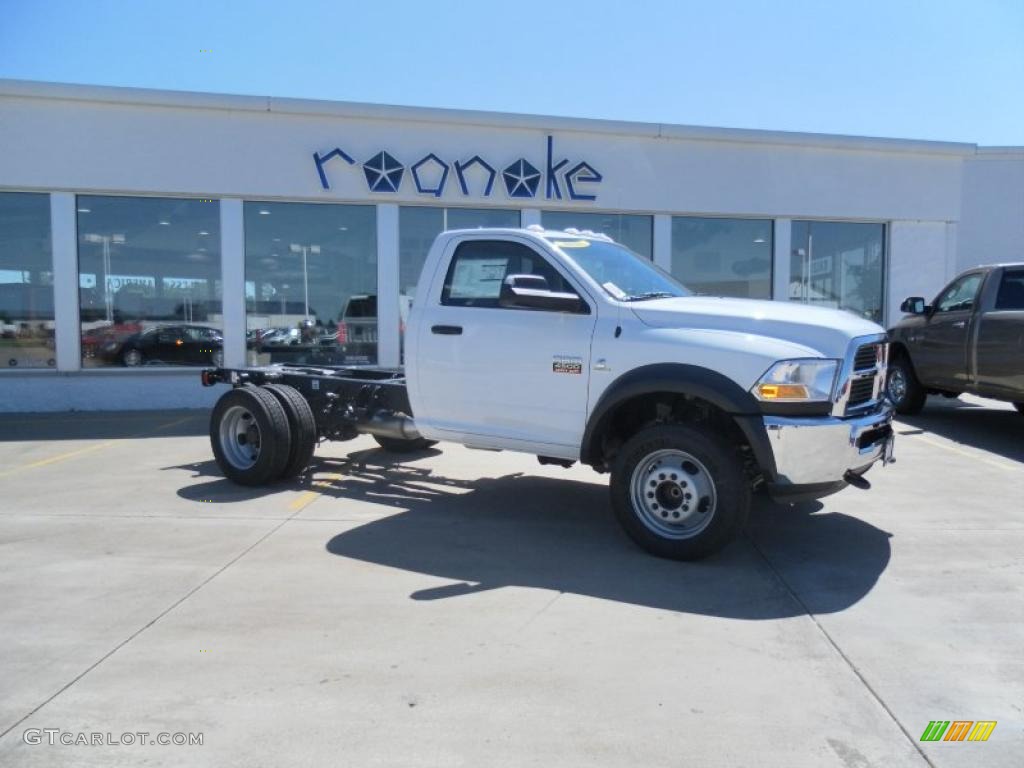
[202,227,894,559]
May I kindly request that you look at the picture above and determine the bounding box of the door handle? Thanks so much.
[952,320,966,328]
[431,324,463,335]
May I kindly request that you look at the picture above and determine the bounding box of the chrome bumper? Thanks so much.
[763,404,894,486]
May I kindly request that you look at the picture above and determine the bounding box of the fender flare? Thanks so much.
[580,363,777,479]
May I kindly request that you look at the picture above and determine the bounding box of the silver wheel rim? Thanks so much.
[629,448,717,540]
[888,368,907,403]
[218,404,261,469]
[124,349,142,366]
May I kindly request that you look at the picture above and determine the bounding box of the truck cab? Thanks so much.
[887,263,1024,413]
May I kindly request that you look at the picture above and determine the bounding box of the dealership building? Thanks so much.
[0,78,1022,412]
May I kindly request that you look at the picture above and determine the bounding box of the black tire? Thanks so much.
[262,383,317,479]
[610,424,750,561]
[122,348,143,367]
[209,385,292,485]
[373,435,438,453]
[1014,403,1024,415]
[886,355,927,415]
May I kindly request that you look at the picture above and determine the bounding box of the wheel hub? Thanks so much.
[630,449,717,540]
[888,368,906,401]
[218,405,261,469]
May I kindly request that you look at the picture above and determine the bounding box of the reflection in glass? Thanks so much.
[789,221,885,322]
[399,206,520,301]
[398,206,519,356]
[244,202,377,365]
[671,217,772,298]
[77,196,222,367]
[0,192,54,369]
[541,211,653,258]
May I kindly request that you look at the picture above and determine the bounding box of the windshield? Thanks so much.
[548,238,691,300]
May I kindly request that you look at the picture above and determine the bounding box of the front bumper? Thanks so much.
[763,403,894,488]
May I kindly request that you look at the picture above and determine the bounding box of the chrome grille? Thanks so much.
[847,376,876,408]
[838,339,888,416]
[853,344,879,371]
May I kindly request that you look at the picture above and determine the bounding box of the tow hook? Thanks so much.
[844,470,871,490]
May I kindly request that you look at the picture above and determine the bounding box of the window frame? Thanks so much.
[439,238,590,314]
[994,268,1024,311]
[933,271,984,314]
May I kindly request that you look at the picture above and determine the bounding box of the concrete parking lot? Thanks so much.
[0,394,1021,767]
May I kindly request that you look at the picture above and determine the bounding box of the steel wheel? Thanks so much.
[887,366,907,405]
[218,404,261,470]
[629,448,717,540]
[123,349,143,367]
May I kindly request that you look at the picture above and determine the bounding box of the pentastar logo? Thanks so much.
[314,135,601,201]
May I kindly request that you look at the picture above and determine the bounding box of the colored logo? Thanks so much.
[920,721,996,742]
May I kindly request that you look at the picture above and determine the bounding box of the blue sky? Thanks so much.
[1,0,1022,145]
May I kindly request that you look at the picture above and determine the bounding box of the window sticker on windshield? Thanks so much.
[554,240,591,249]
[552,355,583,375]
[602,281,627,299]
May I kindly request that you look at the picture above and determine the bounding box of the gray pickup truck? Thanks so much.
[886,263,1024,414]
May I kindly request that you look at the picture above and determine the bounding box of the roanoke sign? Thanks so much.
[314,135,602,202]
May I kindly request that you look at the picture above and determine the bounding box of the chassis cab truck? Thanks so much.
[204,227,895,560]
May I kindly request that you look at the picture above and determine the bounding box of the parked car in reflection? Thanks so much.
[337,295,377,363]
[101,324,224,367]
[81,322,143,360]
[247,323,345,365]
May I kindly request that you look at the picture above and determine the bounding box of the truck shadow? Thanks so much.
[897,396,1023,464]
[309,450,893,621]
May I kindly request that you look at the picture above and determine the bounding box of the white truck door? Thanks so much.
[413,236,598,455]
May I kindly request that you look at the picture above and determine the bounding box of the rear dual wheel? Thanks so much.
[210,384,317,485]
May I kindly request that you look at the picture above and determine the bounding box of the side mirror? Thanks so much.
[900,296,927,315]
[499,274,582,312]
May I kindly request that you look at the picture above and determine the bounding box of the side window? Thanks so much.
[995,269,1024,310]
[935,273,983,313]
[441,240,579,308]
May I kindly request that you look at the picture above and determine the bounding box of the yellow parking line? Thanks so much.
[0,441,116,478]
[0,414,200,478]
[288,473,344,512]
[910,433,1022,473]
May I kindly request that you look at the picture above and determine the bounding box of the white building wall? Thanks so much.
[887,222,958,320]
[957,150,1024,271]
[0,80,1016,412]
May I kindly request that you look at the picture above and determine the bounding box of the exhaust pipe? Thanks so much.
[357,412,421,441]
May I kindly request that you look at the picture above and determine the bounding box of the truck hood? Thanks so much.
[630,296,884,358]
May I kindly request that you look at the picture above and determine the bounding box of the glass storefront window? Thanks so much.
[670,217,772,299]
[541,211,653,258]
[77,196,222,368]
[245,202,377,365]
[0,192,54,369]
[399,206,520,305]
[789,221,885,323]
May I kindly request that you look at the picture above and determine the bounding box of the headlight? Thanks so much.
[753,359,839,402]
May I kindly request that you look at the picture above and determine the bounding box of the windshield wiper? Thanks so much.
[623,291,677,301]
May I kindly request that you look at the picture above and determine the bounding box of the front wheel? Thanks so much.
[886,356,926,414]
[610,424,750,560]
